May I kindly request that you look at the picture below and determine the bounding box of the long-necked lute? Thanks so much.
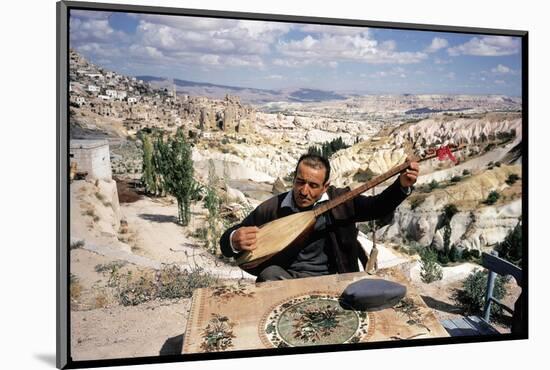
[236,145,462,274]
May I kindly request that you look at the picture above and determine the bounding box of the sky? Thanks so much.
[69,9,523,96]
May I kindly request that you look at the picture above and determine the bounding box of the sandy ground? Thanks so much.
[71,298,191,361]
[120,197,254,280]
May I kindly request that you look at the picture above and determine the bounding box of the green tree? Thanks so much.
[484,190,500,205]
[429,179,440,190]
[496,222,522,266]
[307,136,350,158]
[506,174,520,185]
[420,247,443,283]
[442,204,459,226]
[455,269,508,319]
[155,128,195,225]
[449,245,460,263]
[141,134,158,195]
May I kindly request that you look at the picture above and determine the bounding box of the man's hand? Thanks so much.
[399,160,419,188]
[231,226,260,251]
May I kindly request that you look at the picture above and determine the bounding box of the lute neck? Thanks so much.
[313,160,411,217]
[312,148,450,218]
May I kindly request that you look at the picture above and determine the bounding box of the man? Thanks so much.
[220,154,419,282]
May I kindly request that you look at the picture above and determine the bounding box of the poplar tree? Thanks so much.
[141,134,157,195]
[155,128,195,225]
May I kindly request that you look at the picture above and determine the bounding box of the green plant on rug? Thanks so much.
[200,314,236,352]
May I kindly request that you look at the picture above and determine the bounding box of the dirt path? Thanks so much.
[120,196,254,280]
[71,298,191,361]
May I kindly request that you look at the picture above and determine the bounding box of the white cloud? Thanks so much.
[273,58,314,68]
[128,44,165,60]
[369,67,408,78]
[425,37,448,53]
[70,10,112,20]
[491,64,512,74]
[380,40,396,51]
[224,55,265,68]
[446,72,456,80]
[199,54,220,66]
[448,36,520,56]
[70,18,128,44]
[277,33,427,65]
[434,58,451,65]
[298,24,369,36]
[264,74,284,80]
[371,71,387,78]
[71,14,290,72]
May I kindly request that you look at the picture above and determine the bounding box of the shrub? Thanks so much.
[451,176,462,183]
[70,240,85,250]
[442,204,459,226]
[484,191,500,205]
[468,249,481,259]
[410,197,424,210]
[307,137,349,158]
[103,263,219,306]
[484,143,496,153]
[454,269,508,319]
[118,274,157,306]
[192,227,208,241]
[157,265,219,300]
[420,247,443,283]
[506,174,520,185]
[70,273,82,301]
[94,260,127,273]
[94,192,106,202]
[449,246,460,263]
[437,250,450,265]
[462,169,471,176]
[496,223,522,266]
[429,180,440,190]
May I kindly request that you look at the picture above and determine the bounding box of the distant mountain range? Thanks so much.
[137,75,348,104]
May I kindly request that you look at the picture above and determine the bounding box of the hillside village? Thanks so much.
[68,49,523,360]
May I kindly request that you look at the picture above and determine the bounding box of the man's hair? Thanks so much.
[294,154,331,184]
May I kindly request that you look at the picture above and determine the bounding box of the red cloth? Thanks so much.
[436,146,458,164]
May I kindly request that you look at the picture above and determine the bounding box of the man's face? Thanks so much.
[292,162,330,209]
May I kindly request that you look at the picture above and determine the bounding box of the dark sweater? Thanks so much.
[287,212,331,275]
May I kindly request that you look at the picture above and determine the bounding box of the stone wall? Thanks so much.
[69,140,112,180]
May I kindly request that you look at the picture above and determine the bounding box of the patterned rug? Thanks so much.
[183,268,449,353]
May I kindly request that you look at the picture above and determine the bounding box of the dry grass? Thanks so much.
[70,240,85,250]
[94,293,110,309]
[99,263,220,306]
[95,191,112,207]
[70,273,83,301]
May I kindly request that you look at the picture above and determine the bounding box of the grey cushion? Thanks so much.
[339,278,407,311]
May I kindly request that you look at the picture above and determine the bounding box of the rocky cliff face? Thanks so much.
[375,165,522,253]
[392,112,521,149]
[381,198,521,253]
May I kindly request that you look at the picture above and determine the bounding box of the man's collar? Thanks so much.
[281,191,329,212]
